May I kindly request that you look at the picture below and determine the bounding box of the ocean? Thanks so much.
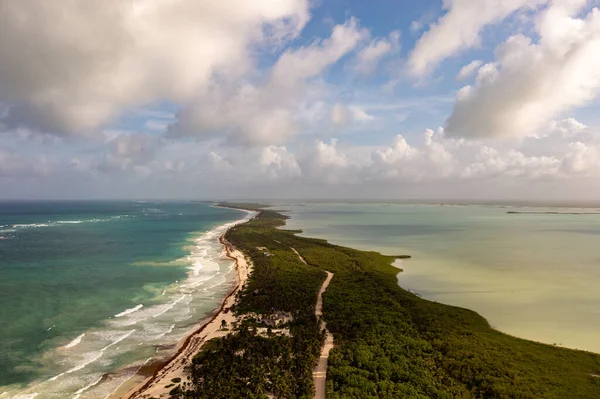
[0,201,251,399]
[280,202,600,354]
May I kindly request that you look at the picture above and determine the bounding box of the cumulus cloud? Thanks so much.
[445,1,600,139]
[259,146,303,181]
[561,142,600,174]
[368,129,457,182]
[192,118,599,189]
[0,0,309,135]
[408,0,546,76]
[456,60,484,81]
[5,118,600,198]
[460,147,561,179]
[313,139,349,168]
[548,118,590,139]
[330,103,376,127]
[172,19,369,144]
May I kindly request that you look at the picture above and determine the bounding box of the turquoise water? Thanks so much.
[0,201,250,398]
[281,202,600,354]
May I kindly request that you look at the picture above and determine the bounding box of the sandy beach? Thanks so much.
[113,234,252,399]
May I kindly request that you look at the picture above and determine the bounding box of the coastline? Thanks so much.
[0,205,257,399]
[113,224,253,399]
[112,204,600,398]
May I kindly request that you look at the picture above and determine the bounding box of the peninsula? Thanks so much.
[130,203,600,399]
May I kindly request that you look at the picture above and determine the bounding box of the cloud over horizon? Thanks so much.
[1,0,600,200]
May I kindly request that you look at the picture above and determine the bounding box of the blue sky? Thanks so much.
[2,0,600,200]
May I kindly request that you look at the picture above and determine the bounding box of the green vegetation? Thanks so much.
[175,206,325,398]
[177,204,600,399]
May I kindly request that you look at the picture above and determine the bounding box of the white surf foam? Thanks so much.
[103,357,152,399]
[114,304,143,318]
[62,352,104,376]
[9,216,128,234]
[152,295,186,318]
[64,333,85,349]
[100,330,135,352]
[13,224,49,229]
[10,209,257,398]
[50,330,136,382]
[72,375,103,399]
[157,324,175,339]
[191,260,203,275]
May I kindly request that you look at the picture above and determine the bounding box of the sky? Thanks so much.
[2,0,600,200]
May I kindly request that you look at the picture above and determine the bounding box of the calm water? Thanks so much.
[0,201,250,399]
[280,202,600,354]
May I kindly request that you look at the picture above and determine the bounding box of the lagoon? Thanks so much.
[280,202,600,354]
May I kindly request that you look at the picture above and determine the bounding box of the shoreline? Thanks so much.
[0,209,255,399]
[103,204,600,398]
[110,211,255,399]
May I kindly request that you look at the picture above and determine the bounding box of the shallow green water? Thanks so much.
[280,202,600,354]
[0,201,249,398]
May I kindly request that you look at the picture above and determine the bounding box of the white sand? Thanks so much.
[118,236,251,399]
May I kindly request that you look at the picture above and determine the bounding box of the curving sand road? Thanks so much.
[290,247,334,399]
[313,271,334,399]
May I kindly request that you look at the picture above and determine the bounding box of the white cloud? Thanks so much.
[460,147,560,179]
[6,118,600,199]
[410,9,437,35]
[172,19,369,144]
[96,133,157,173]
[561,141,600,174]
[298,119,598,185]
[313,139,348,168]
[330,103,375,127]
[369,129,457,182]
[183,118,600,189]
[353,31,400,74]
[299,139,362,184]
[446,2,600,139]
[456,60,484,81]
[411,20,425,34]
[204,144,302,184]
[548,118,590,138]
[350,107,376,122]
[408,0,546,76]
[330,104,350,126]
[0,0,309,135]
[259,146,302,181]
